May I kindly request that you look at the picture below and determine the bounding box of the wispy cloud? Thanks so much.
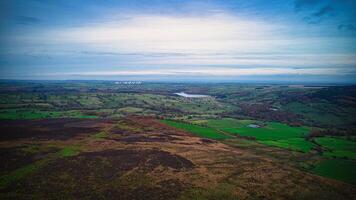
[45,14,280,53]
[304,5,335,24]
[338,24,356,32]
[312,5,334,18]
[80,51,190,57]
[294,0,320,12]
[1,0,355,82]
[300,4,335,24]
[13,16,41,25]
[3,12,356,71]
[50,67,354,77]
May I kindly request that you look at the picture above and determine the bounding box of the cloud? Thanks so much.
[294,0,346,26]
[4,12,356,70]
[1,3,356,81]
[37,14,284,54]
[80,51,190,57]
[338,24,356,31]
[14,16,41,25]
[294,0,320,12]
[312,5,334,18]
[49,67,353,77]
[301,5,334,24]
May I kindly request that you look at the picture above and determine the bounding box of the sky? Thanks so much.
[0,0,356,83]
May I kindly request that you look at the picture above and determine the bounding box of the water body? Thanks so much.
[174,92,210,98]
[247,124,260,128]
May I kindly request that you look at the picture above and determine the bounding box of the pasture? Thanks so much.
[161,120,232,139]
[313,159,356,185]
[196,118,314,152]
[315,137,356,159]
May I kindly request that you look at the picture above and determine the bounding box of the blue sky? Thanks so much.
[0,0,355,83]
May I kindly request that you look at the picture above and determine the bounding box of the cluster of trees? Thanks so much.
[307,128,356,139]
[236,103,302,126]
[277,86,356,107]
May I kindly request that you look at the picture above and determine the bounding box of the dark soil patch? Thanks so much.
[120,135,168,142]
[0,146,59,176]
[81,149,194,170]
[1,149,192,199]
[200,138,216,144]
[109,117,188,143]
[116,134,181,143]
[126,116,192,137]
[0,119,112,140]
[131,179,186,200]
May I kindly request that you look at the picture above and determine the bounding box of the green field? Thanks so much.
[164,118,315,153]
[215,121,309,140]
[59,146,80,157]
[0,109,98,120]
[313,159,356,185]
[201,118,256,130]
[260,138,314,153]
[315,137,356,160]
[200,118,314,152]
[161,120,232,139]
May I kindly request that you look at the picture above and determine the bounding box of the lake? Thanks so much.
[174,92,210,98]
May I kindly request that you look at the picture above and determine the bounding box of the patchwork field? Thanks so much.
[188,118,313,152]
[0,82,356,199]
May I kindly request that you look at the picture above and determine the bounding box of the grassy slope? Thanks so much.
[284,102,356,126]
[315,137,356,159]
[260,138,314,153]
[161,120,232,140]
[222,122,309,140]
[313,159,356,185]
[0,92,234,119]
[203,118,314,152]
[0,109,98,119]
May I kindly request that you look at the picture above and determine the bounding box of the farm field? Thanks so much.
[260,138,314,153]
[161,120,232,139]
[315,137,356,159]
[212,121,309,140]
[190,118,314,152]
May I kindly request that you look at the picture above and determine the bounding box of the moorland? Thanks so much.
[0,80,355,199]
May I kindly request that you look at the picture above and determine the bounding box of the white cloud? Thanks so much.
[121,53,356,67]
[3,11,356,78]
[47,14,282,53]
[52,67,350,77]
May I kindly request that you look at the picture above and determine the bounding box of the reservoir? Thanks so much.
[174,92,210,98]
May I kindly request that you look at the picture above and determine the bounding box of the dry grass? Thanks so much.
[0,117,355,200]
